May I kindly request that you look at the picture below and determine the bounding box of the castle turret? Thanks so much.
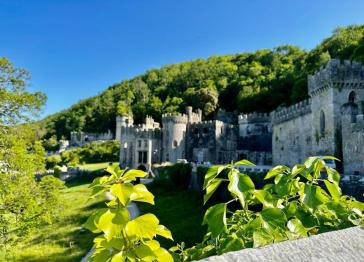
[116,115,134,141]
[161,113,188,162]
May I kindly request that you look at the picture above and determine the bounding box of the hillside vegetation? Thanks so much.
[40,25,364,140]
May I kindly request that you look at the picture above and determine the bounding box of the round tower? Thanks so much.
[161,113,188,162]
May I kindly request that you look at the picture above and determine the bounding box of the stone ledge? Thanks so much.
[198,226,364,262]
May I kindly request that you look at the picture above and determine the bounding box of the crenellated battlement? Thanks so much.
[238,112,270,124]
[189,120,224,127]
[308,59,364,96]
[161,113,188,124]
[271,99,311,124]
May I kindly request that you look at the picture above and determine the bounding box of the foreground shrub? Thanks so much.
[85,166,173,261]
[171,156,364,261]
[156,163,192,189]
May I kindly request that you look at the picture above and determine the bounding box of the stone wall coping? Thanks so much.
[198,226,364,262]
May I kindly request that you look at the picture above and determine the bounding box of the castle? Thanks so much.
[116,59,364,177]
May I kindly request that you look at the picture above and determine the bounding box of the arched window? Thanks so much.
[348,91,356,103]
[320,110,325,136]
[173,140,178,148]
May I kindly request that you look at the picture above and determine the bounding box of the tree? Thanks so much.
[0,58,64,258]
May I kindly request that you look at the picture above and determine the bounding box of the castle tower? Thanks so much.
[116,115,134,141]
[308,59,364,168]
[161,113,188,162]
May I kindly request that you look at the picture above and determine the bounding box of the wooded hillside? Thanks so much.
[39,25,364,140]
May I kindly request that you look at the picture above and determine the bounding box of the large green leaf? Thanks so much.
[97,208,130,240]
[227,170,254,208]
[130,184,154,204]
[156,225,173,240]
[325,167,340,184]
[287,218,308,238]
[324,180,341,201]
[204,178,223,204]
[203,165,226,189]
[125,213,159,240]
[202,203,227,238]
[254,190,277,208]
[122,169,147,181]
[302,184,328,210]
[110,183,134,206]
[260,208,287,230]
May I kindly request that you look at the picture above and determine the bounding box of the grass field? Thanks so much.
[77,162,118,171]
[11,178,206,261]
[138,182,207,248]
[13,182,105,262]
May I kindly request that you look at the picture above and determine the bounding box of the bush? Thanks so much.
[156,163,192,189]
[45,155,62,169]
[172,157,364,261]
[60,140,120,166]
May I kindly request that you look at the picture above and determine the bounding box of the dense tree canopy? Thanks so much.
[39,25,364,140]
[0,57,64,259]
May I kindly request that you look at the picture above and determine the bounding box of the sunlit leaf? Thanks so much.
[287,218,308,237]
[110,183,134,206]
[260,208,287,230]
[324,180,341,201]
[125,213,159,239]
[228,169,254,207]
[130,184,154,204]
[202,203,227,238]
[301,184,328,210]
[203,165,226,189]
[122,169,147,181]
[156,225,173,240]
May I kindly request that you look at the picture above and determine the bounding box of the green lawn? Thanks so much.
[138,182,207,249]
[78,162,118,171]
[11,179,206,261]
[13,182,105,262]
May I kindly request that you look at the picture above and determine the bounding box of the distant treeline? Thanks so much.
[39,25,364,140]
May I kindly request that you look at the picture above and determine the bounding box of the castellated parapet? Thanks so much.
[271,99,311,125]
[238,112,270,124]
[308,59,364,97]
[161,113,188,124]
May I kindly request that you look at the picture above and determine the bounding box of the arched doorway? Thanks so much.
[348,91,356,103]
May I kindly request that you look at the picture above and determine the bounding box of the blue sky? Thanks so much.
[1,0,364,117]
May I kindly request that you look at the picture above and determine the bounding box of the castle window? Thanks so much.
[138,151,148,164]
[203,127,208,134]
[320,110,325,137]
[348,91,356,103]
[173,140,178,148]
[138,140,142,148]
[144,140,148,148]
[193,128,199,135]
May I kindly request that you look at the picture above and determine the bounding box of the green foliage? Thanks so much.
[60,140,120,166]
[0,57,64,259]
[85,166,173,261]
[172,156,364,261]
[45,154,62,169]
[156,163,192,189]
[38,25,364,140]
